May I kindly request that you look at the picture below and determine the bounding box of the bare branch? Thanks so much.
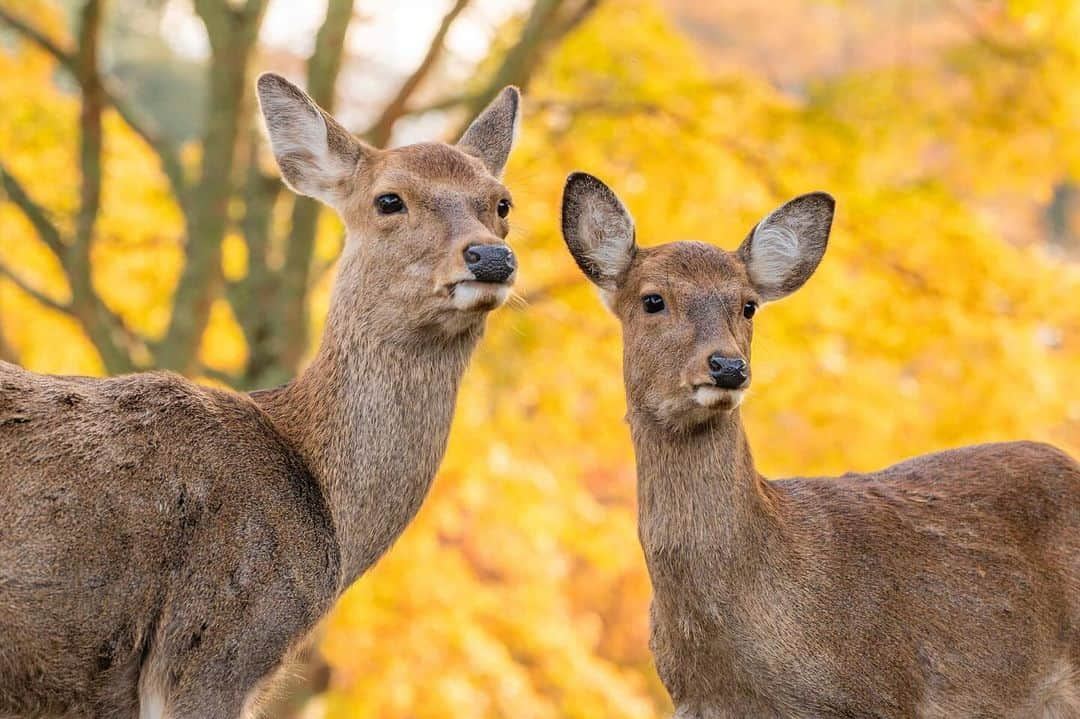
[552,0,599,37]
[0,162,68,261]
[65,0,140,375]
[230,0,353,388]
[305,0,354,107]
[394,92,474,118]
[943,0,1043,63]
[364,0,471,147]
[72,0,104,261]
[0,262,72,314]
[452,0,600,138]
[105,81,189,210]
[0,7,75,70]
[375,0,600,139]
[157,0,269,373]
[0,8,189,206]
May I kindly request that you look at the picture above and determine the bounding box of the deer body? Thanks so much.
[561,173,1080,718]
[640,420,1079,718]
[0,75,522,718]
[0,365,339,718]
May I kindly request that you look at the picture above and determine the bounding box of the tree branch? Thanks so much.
[274,0,353,377]
[72,0,104,263]
[0,7,74,71]
[157,0,268,373]
[363,0,471,147]
[0,262,72,314]
[0,162,68,261]
[105,81,189,211]
[0,9,136,375]
[0,8,189,207]
[395,92,474,118]
[229,141,280,385]
[63,0,138,376]
[453,0,599,138]
[230,0,353,388]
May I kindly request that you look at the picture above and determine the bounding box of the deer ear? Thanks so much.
[457,86,520,177]
[561,172,637,292]
[737,192,834,301]
[256,73,369,209]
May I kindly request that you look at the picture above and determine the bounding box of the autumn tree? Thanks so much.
[2,1,1077,718]
[0,0,597,385]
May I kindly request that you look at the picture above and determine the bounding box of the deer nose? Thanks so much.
[708,355,748,389]
[464,244,516,283]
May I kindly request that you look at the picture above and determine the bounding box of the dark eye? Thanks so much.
[642,294,665,314]
[743,301,758,319]
[375,193,405,214]
[497,198,511,218]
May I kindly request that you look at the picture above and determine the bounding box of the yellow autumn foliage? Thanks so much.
[1,1,1078,717]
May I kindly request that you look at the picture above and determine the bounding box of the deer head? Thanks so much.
[256,73,520,338]
[561,172,834,432]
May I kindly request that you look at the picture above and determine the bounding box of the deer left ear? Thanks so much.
[457,86,521,177]
[737,192,835,302]
[257,72,370,210]
[560,172,637,293]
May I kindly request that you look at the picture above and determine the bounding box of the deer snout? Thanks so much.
[708,355,749,389]
[464,244,516,283]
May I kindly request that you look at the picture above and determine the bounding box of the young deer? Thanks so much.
[561,172,1080,718]
[0,74,521,719]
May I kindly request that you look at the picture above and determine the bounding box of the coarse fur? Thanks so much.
[561,172,1080,718]
[0,74,522,718]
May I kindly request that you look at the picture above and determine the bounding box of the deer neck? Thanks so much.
[630,409,782,597]
[255,243,481,590]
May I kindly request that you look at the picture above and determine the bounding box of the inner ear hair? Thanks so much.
[560,172,637,290]
[738,192,834,302]
[256,72,366,207]
[457,86,521,178]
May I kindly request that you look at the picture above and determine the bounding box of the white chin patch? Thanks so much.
[693,386,744,409]
[452,281,510,312]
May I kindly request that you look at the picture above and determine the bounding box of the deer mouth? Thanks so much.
[692,384,745,410]
[449,280,512,312]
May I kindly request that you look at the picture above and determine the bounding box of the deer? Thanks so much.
[0,73,522,719]
[560,171,1080,718]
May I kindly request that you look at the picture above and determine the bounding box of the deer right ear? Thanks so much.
[737,192,835,302]
[457,86,520,178]
[256,73,369,209]
[560,172,637,293]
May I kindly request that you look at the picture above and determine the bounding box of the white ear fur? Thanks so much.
[597,286,618,311]
[256,73,363,208]
[738,192,834,301]
[748,211,802,283]
[561,172,637,291]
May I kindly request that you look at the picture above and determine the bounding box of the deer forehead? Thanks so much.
[378,142,496,186]
[628,242,751,297]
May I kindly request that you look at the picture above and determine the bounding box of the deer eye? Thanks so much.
[375,193,405,214]
[743,301,758,319]
[642,294,666,314]
[497,199,512,218]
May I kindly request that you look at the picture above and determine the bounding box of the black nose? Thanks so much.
[464,244,516,283]
[708,355,748,389]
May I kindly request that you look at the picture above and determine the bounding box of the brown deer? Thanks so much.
[560,172,1080,718]
[0,74,521,719]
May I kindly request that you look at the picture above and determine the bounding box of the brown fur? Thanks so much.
[0,75,521,718]
[561,172,1080,718]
